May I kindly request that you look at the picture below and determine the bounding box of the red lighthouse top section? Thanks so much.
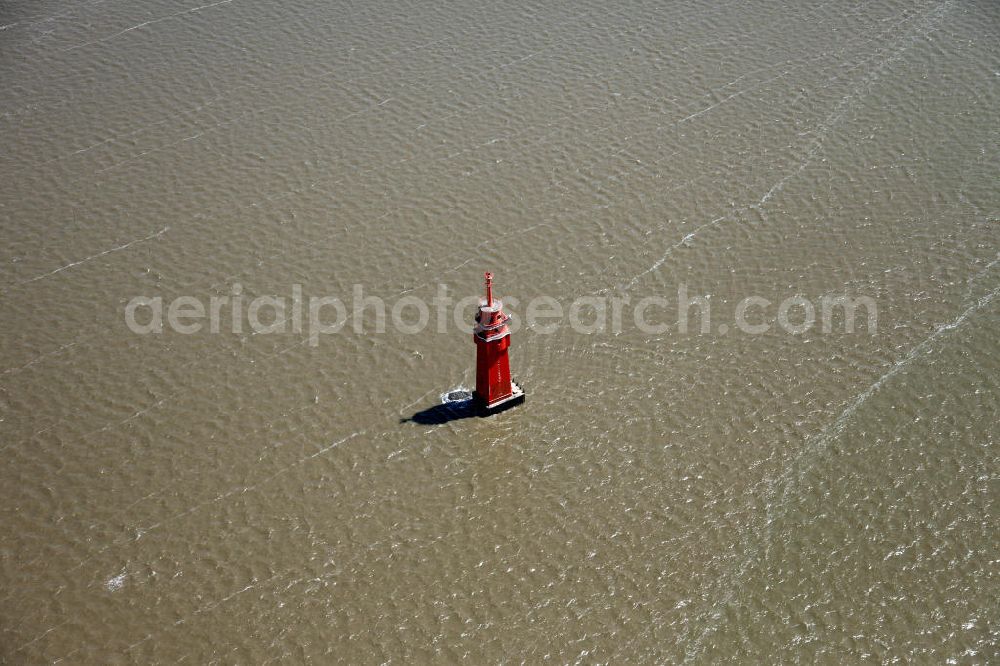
[474,271,510,343]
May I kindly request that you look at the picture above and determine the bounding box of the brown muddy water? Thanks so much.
[1,0,998,662]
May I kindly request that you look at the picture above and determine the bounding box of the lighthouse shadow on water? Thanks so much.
[401,387,525,425]
[401,390,479,425]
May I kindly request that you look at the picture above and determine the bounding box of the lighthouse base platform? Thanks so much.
[474,381,525,416]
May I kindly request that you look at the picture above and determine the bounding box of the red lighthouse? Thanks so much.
[473,272,525,414]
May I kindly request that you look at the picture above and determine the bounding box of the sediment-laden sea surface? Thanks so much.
[1,0,998,661]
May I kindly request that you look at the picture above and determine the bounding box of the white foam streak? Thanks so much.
[63,0,235,51]
[11,226,169,288]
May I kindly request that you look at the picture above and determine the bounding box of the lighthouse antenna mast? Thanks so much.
[484,271,494,308]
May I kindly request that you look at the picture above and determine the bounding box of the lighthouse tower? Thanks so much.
[473,272,525,414]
